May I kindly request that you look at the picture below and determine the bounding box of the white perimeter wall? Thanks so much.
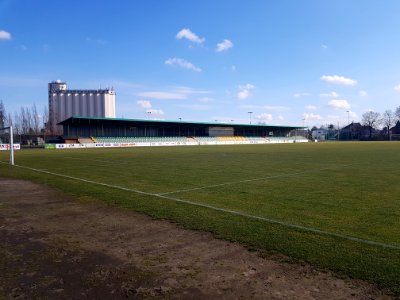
[46,138,309,149]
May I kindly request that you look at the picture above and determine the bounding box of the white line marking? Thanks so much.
[64,157,355,196]
[2,161,400,250]
[158,164,353,195]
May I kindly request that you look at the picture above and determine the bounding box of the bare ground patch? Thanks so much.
[0,177,395,299]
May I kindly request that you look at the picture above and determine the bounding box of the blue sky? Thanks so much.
[1,0,400,127]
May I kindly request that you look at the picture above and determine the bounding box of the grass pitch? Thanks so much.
[1,142,399,294]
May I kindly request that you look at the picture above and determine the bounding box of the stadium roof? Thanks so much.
[58,116,304,129]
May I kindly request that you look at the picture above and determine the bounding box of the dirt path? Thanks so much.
[0,177,394,299]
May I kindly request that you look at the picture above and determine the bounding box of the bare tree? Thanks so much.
[0,100,5,129]
[7,113,12,128]
[362,111,380,140]
[32,104,40,134]
[381,110,395,140]
[43,105,49,133]
[13,111,22,136]
[20,107,28,134]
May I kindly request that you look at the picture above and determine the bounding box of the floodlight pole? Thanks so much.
[248,112,253,124]
[9,126,14,165]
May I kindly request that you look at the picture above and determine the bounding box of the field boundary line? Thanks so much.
[158,164,355,196]
[3,161,400,251]
[61,157,355,196]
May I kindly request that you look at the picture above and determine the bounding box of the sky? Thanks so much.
[1,0,400,128]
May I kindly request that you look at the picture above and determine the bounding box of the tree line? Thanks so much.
[0,100,48,136]
[361,106,400,140]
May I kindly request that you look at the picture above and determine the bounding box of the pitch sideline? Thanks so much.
[1,161,399,251]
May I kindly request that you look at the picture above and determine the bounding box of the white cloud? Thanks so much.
[165,57,202,72]
[328,99,351,109]
[256,113,273,122]
[277,115,284,121]
[237,84,255,100]
[198,97,214,103]
[0,30,11,40]
[136,86,210,101]
[305,105,317,110]
[294,92,310,97]
[359,90,368,97]
[321,75,357,86]
[146,109,164,115]
[320,91,339,98]
[321,44,328,49]
[302,113,322,121]
[176,28,205,44]
[394,84,400,91]
[136,91,186,100]
[136,100,152,108]
[216,39,233,52]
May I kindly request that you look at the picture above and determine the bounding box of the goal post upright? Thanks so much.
[10,126,14,165]
[1,126,15,165]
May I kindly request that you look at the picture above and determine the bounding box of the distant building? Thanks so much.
[390,121,400,140]
[340,122,375,140]
[311,128,328,141]
[48,80,115,134]
[390,121,400,134]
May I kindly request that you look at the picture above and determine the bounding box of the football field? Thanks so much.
[1,142,399,294]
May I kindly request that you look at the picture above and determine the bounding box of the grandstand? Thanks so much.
[55,116,307,148]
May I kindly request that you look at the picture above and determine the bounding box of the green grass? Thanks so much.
[1,142,400,295]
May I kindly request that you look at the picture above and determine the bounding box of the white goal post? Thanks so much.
[0,126,15,165]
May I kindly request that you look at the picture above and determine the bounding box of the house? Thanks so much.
[390,121,400,140]
[311,128,328,141]
[339,122,371,140]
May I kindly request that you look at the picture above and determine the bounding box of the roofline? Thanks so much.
[58,116,305,129]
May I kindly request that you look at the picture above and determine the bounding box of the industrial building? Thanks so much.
[48,80,115,134]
